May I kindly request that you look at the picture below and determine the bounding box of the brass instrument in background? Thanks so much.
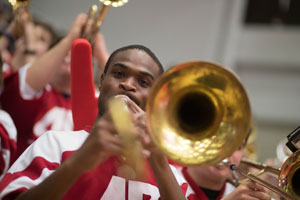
[8,0,31,11]
[231,152,300,200]
[279,150,300,199]
[146,61,251,166]
[8,0,32,37]
[146,61,299,200]
[83,0,128,42]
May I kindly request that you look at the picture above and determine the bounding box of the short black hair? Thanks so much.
[103,44,164,75]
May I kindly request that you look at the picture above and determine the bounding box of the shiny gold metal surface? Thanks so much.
[279,150,300,198]
[146,61,251,166]
[96,0,128,28]
[100,0,128,7]
[84,0,128,42]
[8,0,31,10]
[8,0,32,38]
[228,152,300,199]
[108,98,145,180]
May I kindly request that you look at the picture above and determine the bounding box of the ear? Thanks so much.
[99,74,105,91]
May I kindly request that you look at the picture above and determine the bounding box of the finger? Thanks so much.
[100,130,124,154]
[139,132,151,146]
[82,16,94,39]
[114,95,142,114]
[249,190,271,200]
[253,182,267,192]
[246,181,266,192]
[87,125,123,156]
[92,115,118,136]
[142,149,151,158]
[127,99,143,114]
[114,95,138,114]
[69,13,88,40]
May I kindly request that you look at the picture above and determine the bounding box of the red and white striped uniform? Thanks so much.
[176,167,236,200]
[2,63,14,79]
[0,64,73,161]
[0,130,189,200]
[0,110,17,180]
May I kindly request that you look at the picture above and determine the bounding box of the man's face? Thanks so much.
[98,49,160,115]
[203,148,244,182]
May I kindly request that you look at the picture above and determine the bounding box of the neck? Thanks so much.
[187,167,226,191]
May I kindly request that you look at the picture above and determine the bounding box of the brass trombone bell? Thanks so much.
[227,151,300,200]
[146,61,251,166]
[279,150,300,198]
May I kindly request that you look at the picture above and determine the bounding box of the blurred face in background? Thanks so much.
[187,147,244,189]
[208,148,244,181]
[34,25,53,56]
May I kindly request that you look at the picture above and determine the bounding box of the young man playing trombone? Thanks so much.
[0,42,187,200]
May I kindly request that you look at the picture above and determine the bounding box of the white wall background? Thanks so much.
[14,0,300,162]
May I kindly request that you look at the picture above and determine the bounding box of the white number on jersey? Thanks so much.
[101,176,160,200]
[33,107,73,137]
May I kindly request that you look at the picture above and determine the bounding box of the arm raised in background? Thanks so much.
[93,32,109,73]
[25,13,87,92]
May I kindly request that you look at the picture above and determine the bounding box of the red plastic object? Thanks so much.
[71,39,98,131]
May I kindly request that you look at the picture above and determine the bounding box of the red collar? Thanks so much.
[182,167,226,200]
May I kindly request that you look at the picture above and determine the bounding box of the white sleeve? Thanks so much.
[0,110,17,180]
[0,130,88,198]
[18,64,44,100]
[169,165,189,186]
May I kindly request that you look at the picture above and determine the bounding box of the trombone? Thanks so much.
[223,154,300,200]
[146,61,299,200]
[82,0,128,43]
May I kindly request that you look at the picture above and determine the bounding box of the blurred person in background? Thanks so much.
[0,13,108,162]
[0,7,58,76]
[0,55,17,180]
[176,131,272,200]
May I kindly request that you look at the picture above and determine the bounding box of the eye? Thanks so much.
[138,79,151,88]
[112,70,124,78]
[38,35,46,42]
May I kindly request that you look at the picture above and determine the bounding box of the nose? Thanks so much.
[119,78,136,92]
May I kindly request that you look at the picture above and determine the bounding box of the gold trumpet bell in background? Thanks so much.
[8,0,31,10]
[279,150,300,197]
[97,0,128,26]
[84,0,128,42]
[8,0,32,38]
[100,0,128,7]
[238,150,300,199]
[146,61,251,166]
